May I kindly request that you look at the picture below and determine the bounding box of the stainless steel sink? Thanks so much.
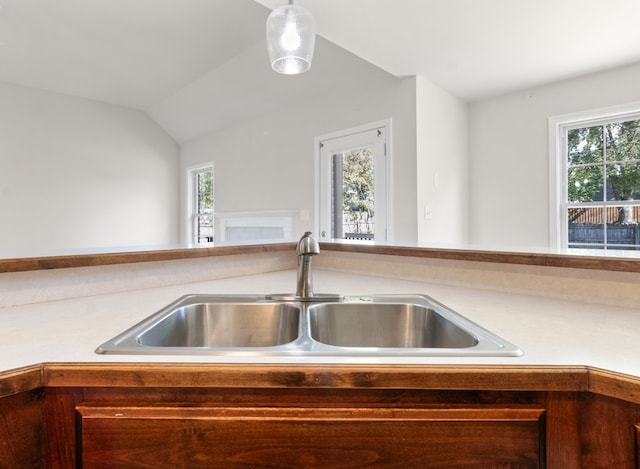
[137,302,299,347]
[96,294,522,357]
[308,303,478,348]
[97,295,302,354]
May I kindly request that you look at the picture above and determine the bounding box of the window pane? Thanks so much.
[606,120,640,162]
[568,126,603,165]
[196,171,213,214]
[194,168,213,244]
[606,206,640,251]
[564,116,640,252]
[568,165,603,202]
[343,147,374,240]
[196,214,214,243]
[605,162,640,201]
[567,207,604,248]
[331,146,375,240]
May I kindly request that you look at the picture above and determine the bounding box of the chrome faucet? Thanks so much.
[296,231,320,298]
[266,231,341,302]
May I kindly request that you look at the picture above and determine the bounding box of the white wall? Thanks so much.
[180,72,419,243]
[0,81,180,257]
[416,76,469,245]
[469,62,640,251]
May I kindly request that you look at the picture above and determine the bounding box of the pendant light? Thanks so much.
[266,0,316,75]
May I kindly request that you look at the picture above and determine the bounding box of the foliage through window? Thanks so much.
[192,166,214,244]
[566,118,640,251]
[337,146,375,238]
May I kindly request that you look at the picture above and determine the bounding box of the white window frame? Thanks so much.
[184,162,214,245]
[314,119,392,242]
[549,102,640,249]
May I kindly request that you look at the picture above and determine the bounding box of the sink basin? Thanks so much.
[308,303,478,348]
[137,302,300,348]
[96,295,302,354]
[96,294,522,357]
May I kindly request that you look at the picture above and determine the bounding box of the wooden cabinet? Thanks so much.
[0,389,44,469]
[544,391,640,469]
[3,364,640,467]
[76,405,545,468]
[37,384,640,469]
[636,424,640,464]
[576,393,639,469]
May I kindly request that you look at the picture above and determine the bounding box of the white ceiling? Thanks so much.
[0,0,268,110]
[2,0,640,142]
[255,0,640,100]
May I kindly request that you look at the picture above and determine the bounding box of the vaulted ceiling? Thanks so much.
[2,0,639,142]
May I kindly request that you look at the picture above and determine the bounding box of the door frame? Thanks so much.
[314,119,393,241]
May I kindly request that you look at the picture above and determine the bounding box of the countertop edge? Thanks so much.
[0,243,295,273]
[2,241,639,273]
[3,362,632,399]
[39,363,588,391]
[5,362,639,404]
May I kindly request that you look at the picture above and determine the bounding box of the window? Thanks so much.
[550,106,640,252]
[316,121,390,242]
[186,163,214,245]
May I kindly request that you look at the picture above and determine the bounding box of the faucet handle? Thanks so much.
[297,231,320,256]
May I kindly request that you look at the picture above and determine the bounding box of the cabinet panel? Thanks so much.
[578,393,637,469]
[78,405,545,468]
[0,389,44,469]
[635,424,640,468]
[543,392,581,469]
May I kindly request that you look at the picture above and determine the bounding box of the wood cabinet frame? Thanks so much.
[2,363,640,468]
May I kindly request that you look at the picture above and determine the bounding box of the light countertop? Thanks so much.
[1,269,639,376]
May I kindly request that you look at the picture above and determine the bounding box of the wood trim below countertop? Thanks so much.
[0,365,42,398]
[41,363,588,392]
[4,363,640,405]
[321,243,640,273]
[1,242,639,273]
[0,243,294,273]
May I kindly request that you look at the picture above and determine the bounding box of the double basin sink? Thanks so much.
[96,294,522,357]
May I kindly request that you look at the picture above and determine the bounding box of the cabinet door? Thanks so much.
[0,390,44,469]
[77,405,545,468]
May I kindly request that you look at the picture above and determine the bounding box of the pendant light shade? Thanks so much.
[266,1,315,75]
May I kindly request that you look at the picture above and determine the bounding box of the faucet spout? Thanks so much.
[297,230,320,256]
[296,231,319,298]
[265,231,341,302]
